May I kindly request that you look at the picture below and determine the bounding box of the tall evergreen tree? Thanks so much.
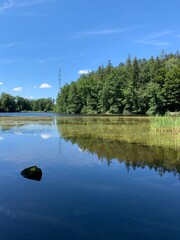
[55,51,180,115]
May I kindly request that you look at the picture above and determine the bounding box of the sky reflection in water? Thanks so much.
[0,116,180,240]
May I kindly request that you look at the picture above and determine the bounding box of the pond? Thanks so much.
[0,114,180,240]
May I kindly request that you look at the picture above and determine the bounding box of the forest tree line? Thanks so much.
[0,93,54,112]
[56,51,180,115]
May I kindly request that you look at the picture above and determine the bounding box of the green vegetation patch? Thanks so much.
[56,52,180,115]
[0,116,54,126]
[151,116,180,133]
[57,116,180,149]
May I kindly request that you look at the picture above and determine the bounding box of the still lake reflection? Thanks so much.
[0,115,180,240]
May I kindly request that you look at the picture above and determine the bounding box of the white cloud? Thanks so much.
[0,42,21,48]
[38,57,67,63]
[149,31,173,39]
[39,83,52,88]
[25,95,34,99]
[15,131,23,135]
[74,26,144,39]
[17,0,54,7]
[77,51,87,60]
[78,147,88,152]
[38,60,47,63]
[136,31,173,47]
[0,0,14,13]
[0,82,3,85]
[7,42,21,47]
[0,59,15,64]
[0,136,4,141]
[78,70,91,75]
[0,0,53,12]
[41,133,51,139]
[86,28,131,35]
[136,39,171,47]
[13,86,22,92]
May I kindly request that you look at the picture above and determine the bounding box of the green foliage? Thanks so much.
[56,51,180,115]
[0,93,16,112]
[31,97,54,112]
[151,116,180,131]
[0,93,54,112]
[145,82,165,115]
[163,65,180,111]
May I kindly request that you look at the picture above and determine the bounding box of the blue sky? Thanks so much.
[0,0,179,100]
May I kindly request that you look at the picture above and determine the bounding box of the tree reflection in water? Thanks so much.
[56,117,180,178]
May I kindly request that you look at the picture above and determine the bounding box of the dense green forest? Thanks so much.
[56,51,180,115]
[0,93,54,112]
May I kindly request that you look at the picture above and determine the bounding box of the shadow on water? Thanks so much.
[21,166,42,181]
[56,116,180,178]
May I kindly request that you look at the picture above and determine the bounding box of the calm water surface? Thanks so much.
[0,114,180,240]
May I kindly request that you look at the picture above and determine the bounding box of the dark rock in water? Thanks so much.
[21,166,42,181]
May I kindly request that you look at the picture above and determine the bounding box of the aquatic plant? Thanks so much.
[151,116,180,133]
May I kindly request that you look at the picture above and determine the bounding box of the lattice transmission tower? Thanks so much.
[58,68,61,93]
[57,68,62,158]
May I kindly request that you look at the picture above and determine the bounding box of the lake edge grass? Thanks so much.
[151,116,180,134]
[0,116,54,126]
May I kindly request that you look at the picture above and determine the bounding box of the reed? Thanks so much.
[151,116,180,134]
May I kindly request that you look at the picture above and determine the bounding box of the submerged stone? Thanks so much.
[21,166,42,181]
